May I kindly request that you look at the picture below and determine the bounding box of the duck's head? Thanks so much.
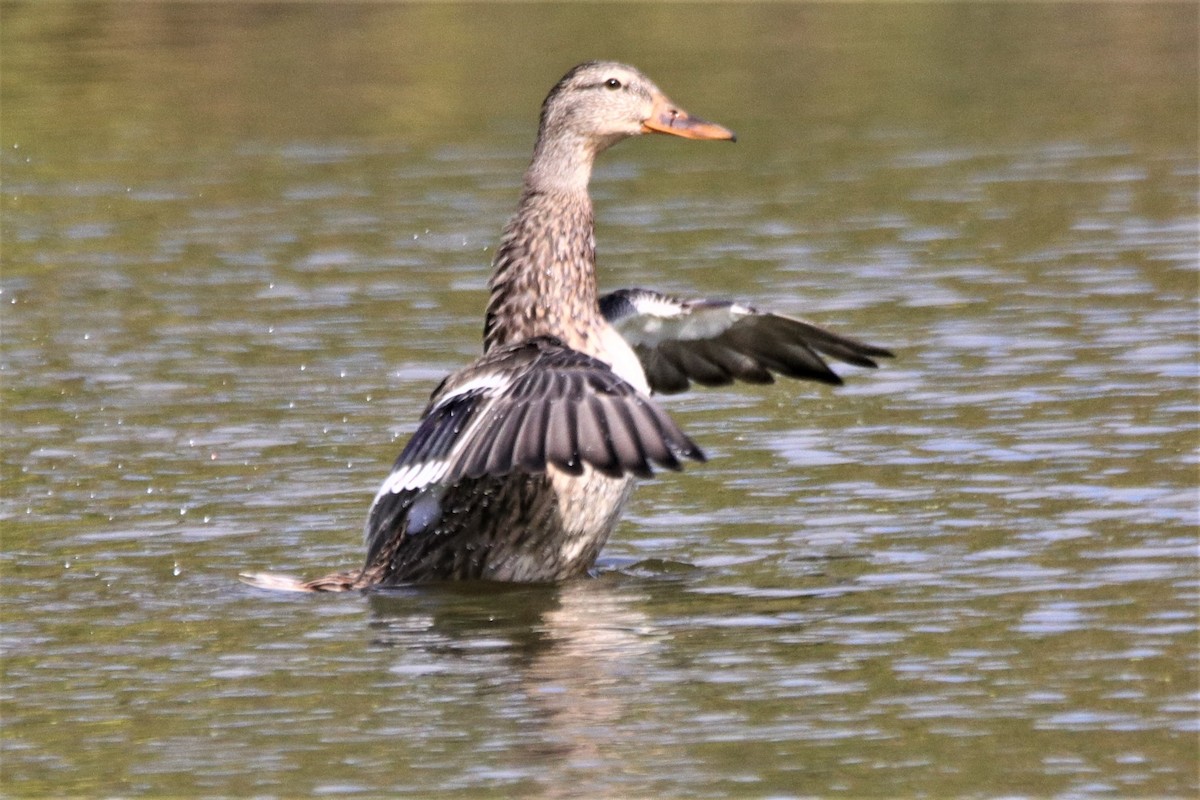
[535,61,736,162]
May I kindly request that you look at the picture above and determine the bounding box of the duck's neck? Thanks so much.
[484,143,606,354]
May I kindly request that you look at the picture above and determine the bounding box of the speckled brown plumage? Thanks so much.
[484,188,599,355]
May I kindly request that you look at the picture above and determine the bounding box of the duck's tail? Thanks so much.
[238,570,361,593]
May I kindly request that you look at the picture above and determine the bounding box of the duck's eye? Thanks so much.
[604,78,622,90]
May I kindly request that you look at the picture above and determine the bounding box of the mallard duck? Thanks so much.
[242,61,891,592]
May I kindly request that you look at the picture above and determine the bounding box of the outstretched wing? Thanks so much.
[364,335,704,566]
[600,288,893,394]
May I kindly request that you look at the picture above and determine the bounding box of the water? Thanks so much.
[2,4,1197,797]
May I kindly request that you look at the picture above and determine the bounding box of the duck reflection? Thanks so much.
[364,572,664,793]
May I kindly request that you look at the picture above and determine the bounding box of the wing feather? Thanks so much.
[483,401,528,476]
[699,339,774,384]
[545,400,583,475]
[461,407,502,481]
[578,395,622,477]
[639,347,690,394]
[599,395,653,478]
[515,400,548,473]
[624,398,678,470]
[376,335,701,503]
[601,288,892,395]
[659,340,732,386]
[641,396,706,467]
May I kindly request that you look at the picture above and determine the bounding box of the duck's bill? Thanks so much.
[642,95,737,141]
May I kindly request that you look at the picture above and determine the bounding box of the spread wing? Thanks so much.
[363,335,704,566]
[600,288,893,394]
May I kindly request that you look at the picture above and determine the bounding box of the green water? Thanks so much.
[2,3,1196,797]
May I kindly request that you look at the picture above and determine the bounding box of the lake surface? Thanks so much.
[2,3,1197,797]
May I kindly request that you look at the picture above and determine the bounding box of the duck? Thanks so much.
[241,61,892,592]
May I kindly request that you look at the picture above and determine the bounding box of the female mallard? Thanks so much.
[243,61,891,591]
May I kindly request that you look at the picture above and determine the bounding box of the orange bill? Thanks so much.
[641,93,737,142]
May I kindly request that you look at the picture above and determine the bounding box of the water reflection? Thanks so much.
[364,578,658,796]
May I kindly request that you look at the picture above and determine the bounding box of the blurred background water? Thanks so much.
[2,3,1196,797]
